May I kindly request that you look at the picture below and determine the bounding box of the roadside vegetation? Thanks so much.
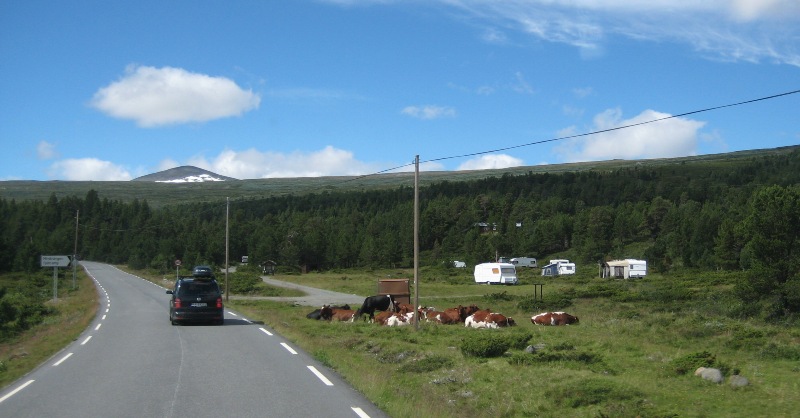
[0,269,97,388]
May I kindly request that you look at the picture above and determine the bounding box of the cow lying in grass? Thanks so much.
[318,305,357,322]
[465,309,516,328]
[306,304,350,320]
[531,311,579,326]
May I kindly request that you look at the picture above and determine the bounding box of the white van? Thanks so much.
[510,257,537,268]
[474,262,518,285]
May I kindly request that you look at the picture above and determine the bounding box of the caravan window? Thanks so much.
[501,267,515,274]
[491,268,499,274]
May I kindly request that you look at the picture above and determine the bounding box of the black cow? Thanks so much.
[354,295,398,322]
[306,304,350,320]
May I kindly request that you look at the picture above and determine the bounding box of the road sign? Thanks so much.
[175,259,182,266]
[41,255,71,268]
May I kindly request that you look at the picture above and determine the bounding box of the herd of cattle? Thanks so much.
[305,295,579,328]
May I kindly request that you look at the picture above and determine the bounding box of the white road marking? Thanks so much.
[0,380,35,404]
[307,366,334,386]
[226,311,238,317]
[53,352,73,366]
[81,336,92,345]
[259,327,272,336]
[280,343,297,355]
[351,407,371,418]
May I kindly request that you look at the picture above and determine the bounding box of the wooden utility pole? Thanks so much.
[413,155,420,329]
[225,197,230,302]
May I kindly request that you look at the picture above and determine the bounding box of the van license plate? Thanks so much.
[191,303,207,307]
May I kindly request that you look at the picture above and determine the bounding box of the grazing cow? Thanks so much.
[306,304,350,320]
[330,308,357,322]
[354,295,398,322]
[531,311,579,326]
[465,309,516,328]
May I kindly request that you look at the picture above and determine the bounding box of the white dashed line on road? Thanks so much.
[280,343,297,355]
[52,353,73,366]
[307,366,334,386]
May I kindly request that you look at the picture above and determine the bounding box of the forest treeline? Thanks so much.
[1,149,799,318]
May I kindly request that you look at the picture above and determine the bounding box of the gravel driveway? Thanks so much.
[249,276,366,307]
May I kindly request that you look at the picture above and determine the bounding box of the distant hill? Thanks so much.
[132,166,238,183]
[1,145,798,207]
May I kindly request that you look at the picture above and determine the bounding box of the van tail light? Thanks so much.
[216,298,223,309]
[174,298,182,308]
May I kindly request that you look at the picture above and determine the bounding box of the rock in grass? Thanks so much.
[729,375,750,388]
[694,367,723,383]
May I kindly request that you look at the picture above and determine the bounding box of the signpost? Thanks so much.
[175,259,182,280]
[41,255,72,301]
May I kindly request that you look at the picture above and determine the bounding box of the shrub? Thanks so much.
[460,333,511,358]
[227,273,261,294]
[669,351,731,376]
[545,378,641,408]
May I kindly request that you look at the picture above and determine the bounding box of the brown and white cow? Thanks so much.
[385,311,416,327]
[330,307,357,322]
[465,309,516,328]
[438,304,481,324]
[531,311,579,326]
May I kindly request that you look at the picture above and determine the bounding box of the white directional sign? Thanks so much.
[41,255,72,267]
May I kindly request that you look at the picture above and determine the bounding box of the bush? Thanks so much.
[460,333,511,358]
[545,378,641,408]
[227,273,261,294]
[669,351,731,376]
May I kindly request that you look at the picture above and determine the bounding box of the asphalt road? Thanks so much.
[0,262,387,418]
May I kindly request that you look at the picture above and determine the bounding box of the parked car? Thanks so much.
[167,277,224,325]
[192,265,213,277]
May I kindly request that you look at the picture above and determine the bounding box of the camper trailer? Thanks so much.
[510,257,537,268]
[601,259,647,279]
[541,259,576,276]
[474,262,518,285]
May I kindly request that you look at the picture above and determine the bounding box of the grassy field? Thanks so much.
[5,265,799,417]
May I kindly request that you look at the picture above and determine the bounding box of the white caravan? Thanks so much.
[474,262,518,285]
[541,259,576,276]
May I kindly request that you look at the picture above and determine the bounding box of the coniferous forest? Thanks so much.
[1,148,799,320]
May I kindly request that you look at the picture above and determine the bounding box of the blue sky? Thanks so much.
[1,0,798,181]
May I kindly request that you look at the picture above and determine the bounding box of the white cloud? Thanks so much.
[186,146,383,179]
[90,65,261,127]
[555,108,707,162]
[49,158,132,181]
[457,154,524,170]
[440,0,800,66]
[402,105,457,120]
[37,141,58,160]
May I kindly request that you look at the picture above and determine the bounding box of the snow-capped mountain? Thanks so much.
[132,166,238,183]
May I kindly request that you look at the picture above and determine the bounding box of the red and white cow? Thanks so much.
[465,309,516,328]
[330,308,357,322]
[531,311,579,326]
